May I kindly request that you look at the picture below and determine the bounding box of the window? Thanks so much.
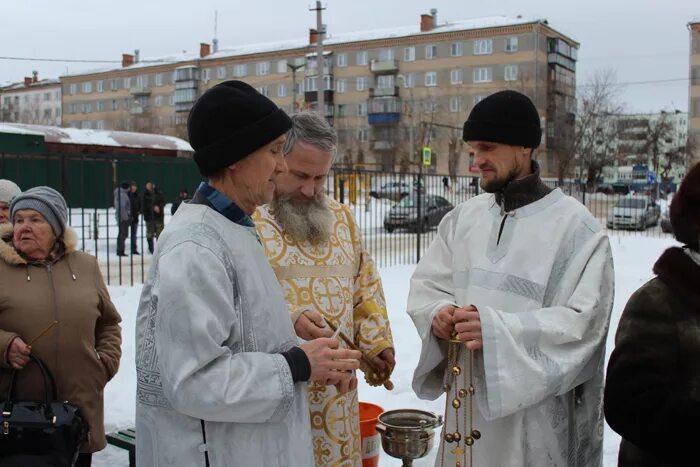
[68,103,77,114]
[277,84,286,97]
[272,60,285,74]
[233,64,247,77]
[474,95,485,105]
[357,128,368,142]
[356,76,368,91]
[202,68,211,82]
[323,75,333,91]
[111,100,118,110]
[96,81,103,92]
[217,66,226,79]
[43,92,51,101]
[378,48,394,61]
[155,74,164,86]
[425,44,437,59]
[377,75,394,89]
[69,84,77,95]
[155,95,164,107]
[169,95,175,106]
[96,100,104,112]
[124,77,131,89]
[305,76,318,92]
[258,86,269,97]
[505,37,518,52]
[357,102,367,116]
[136,75,148,88]
[473,67,492,83]
[504,65,519,81]
[403,47,415,62]
[450,97,461,113]
[336,79,347,93]
[356,51,368,66]
[451,42,462,57]
[43,109,52,120]
[110,79,118,91]
[256,62,270,76]
[96,120,105,130]
[474,39,493,55]
[82,102,92,113]
[82,82,92,93]
[336,53,347,67]
[425,72,437,87]
[401,73,415,88]
[337,104,346,117]
[55,108,61,118]
[450,69,462,85]
[82,121,92,130]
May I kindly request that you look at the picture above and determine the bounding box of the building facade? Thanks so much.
[690,20,700,165]
[0,72,62,126]
[60,11,578,176]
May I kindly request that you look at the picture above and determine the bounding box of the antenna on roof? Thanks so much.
[213,10,219,53]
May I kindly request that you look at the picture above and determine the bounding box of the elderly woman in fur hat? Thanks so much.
[0,186,122,467]
[605,162,700,467]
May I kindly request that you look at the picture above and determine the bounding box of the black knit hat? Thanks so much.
[670,162,700,250]
[188,80,292,176]
[462,90,542,149]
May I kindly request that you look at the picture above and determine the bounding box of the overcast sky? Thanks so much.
[1,0,697,113]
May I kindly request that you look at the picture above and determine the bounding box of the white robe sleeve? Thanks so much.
[407,208,461,401]
[474,231,614,420]
[155,242,296,424]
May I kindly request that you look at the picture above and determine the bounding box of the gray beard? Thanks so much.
[270,194,335,245]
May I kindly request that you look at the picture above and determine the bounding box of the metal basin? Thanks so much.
[376,409,443,465]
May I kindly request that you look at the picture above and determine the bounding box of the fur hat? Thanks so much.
[670,162,700,250]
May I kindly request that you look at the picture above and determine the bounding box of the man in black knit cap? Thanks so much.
[408,90,615,466]
[134,81,361,467]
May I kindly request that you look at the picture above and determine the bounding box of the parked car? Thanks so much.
[384,194,453,233]
[595,183,614,195]
[660,207,673,233]
[606,196,661,231]
[370,181,424,202]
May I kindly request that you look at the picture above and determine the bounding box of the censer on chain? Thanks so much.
[439,332,481,467]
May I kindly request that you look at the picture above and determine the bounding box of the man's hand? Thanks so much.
[300,338,361,391]
[6,337,31,370]
[453,305,482,350]
[371,348,395,372]
[294,310,334,341]
[431,305,457,340]
[154,206,161,214]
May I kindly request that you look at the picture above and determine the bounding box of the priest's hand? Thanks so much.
[301,337,361,385]
[332,373,358,394]
[371,348,396,372]
[453,305,482,350]
[294,310,334,340]
[431,305,457,340]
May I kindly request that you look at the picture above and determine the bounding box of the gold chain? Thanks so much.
[438,336,480,467]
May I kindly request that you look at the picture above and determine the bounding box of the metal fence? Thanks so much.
[2,155,674,286]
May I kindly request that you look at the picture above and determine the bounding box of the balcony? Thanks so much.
[304,90,335,103]
[129,86,151,96]
[305,65,333,77]
[370,140,395,151]
[370,59,399,74]
[130,106,145,115]
[370,86,399,98]
[368,113,400,125]
[547,53,576,72]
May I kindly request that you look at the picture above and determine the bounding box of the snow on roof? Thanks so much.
[0,122,193,152]
[63,15,565,78]
[1,78,61,91]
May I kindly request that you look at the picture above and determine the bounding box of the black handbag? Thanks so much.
[0,355,87,467]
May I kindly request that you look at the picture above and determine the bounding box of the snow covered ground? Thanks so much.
[93,234,677,466]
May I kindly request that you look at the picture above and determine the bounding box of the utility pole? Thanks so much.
[310,1,326,118]
[287,62,304,114]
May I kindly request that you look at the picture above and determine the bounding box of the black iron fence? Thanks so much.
[2,153,674,286]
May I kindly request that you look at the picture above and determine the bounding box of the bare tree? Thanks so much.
[640,112,673,176]
[661,133,697,180]
[572,69,626,189]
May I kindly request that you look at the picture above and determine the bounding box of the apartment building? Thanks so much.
[690,19,700,165]
[0,72,62,126]
[61,10,578,175]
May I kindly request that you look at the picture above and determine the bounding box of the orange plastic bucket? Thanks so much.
[359,402,384,467]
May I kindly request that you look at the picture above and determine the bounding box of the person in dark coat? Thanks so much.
[128,181,141,255]
[113,181,131,257]
[604,162,700,467]
[141,181,165,254]
[170,189,190,216]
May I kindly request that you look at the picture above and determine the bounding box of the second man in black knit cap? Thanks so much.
[407,90,615,466]
[134,81,361,467]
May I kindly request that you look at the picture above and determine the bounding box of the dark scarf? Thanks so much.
[653,247,700,310]
[494,161,553,212]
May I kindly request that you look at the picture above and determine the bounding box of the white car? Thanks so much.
[606,196,661,231]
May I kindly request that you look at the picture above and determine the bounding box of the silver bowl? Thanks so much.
[376,409,443,466]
